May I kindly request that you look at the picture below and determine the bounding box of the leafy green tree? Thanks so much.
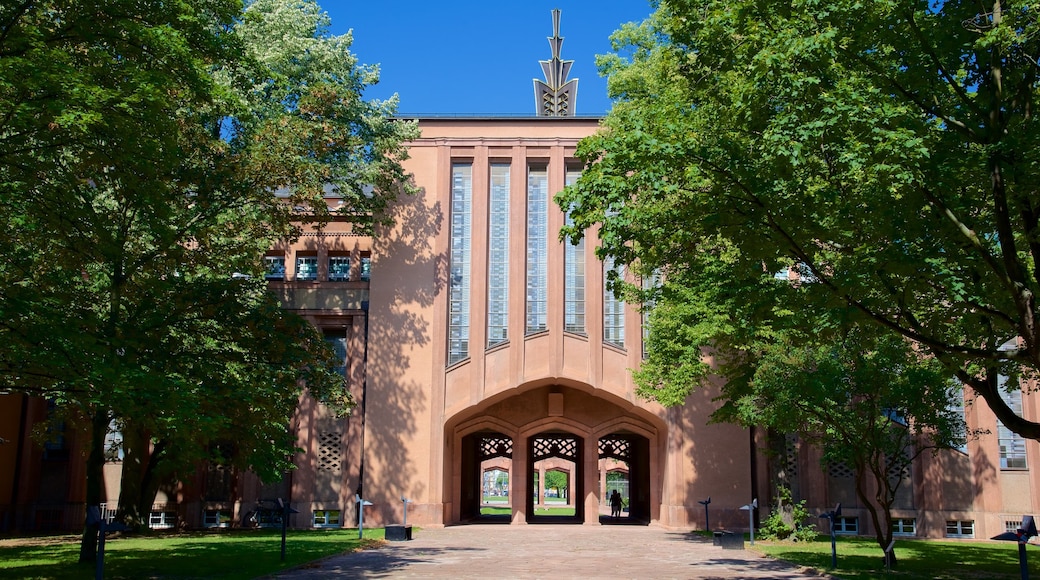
[721,323,964,565]
[0,0,414,560]
[544,470,569,499]
[558,1,1040,440]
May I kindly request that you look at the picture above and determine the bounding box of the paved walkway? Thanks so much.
[270,524,831,579]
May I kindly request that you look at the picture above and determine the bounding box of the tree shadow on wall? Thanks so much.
[363,184,445,509]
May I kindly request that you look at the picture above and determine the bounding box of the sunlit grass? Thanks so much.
[756,535,1035,579]
[0,528,384,580]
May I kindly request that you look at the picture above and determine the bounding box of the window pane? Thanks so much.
[487,163,510,346]
[563,167,585,334]
[448,163,472,364]
[526,165,548,334]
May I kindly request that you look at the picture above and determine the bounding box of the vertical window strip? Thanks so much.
[526,165,548,334]
[998,374,1027,469]
[641,270,661,359]
[603,257,625,348]
[563,168,585,334]
[947,383,968,453]
[487,163,510,347]
[448,163,472,365]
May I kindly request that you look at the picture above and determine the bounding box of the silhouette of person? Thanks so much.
[609,490,623,519]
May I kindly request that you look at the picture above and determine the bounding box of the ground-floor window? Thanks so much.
[203,509,231,528]
[834,516,858,534]
[313,509,341,528]
[149,511,177,530]
[892,518,916,536]
[946,520,974,538]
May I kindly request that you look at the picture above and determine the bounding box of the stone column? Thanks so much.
[584,436,600,524]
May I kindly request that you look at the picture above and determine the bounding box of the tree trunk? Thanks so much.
[853,458,898,569]
[116,427,168,531]
[78,409,109,564]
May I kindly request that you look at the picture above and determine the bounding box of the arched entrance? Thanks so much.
[447,384,664,526]
[598,434,651,524]
[459,432,513,522]
[527,433,582,523]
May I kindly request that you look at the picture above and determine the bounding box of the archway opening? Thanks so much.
[527,433,582,523]
[460,432,513,522]
[599,434,650,524]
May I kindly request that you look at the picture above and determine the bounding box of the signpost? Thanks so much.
[818,503,842,569]
[739,499,757,546]
[698,497,712,532]
[356,494,373,540]
[992,515,1038,580]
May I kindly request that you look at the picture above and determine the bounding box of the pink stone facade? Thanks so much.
[2,117,1039,542]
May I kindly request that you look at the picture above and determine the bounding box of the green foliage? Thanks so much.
[759,486,815,542]
[0,529,384,580]
[558,0,1040,441]
[544,470,568,495]
[0,0,415,540]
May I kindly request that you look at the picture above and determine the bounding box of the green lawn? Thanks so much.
[756,535,1036,579]
[0,529,383,580]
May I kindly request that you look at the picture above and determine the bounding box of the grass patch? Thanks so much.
[757,535,1036,579]
[480,507,511,516]
[0,528,384,580]
[533,507,575,516]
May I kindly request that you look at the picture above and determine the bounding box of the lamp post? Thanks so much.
[698,497,712,532]
[818,503,842,569]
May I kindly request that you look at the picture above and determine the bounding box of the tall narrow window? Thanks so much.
[448,163,472,365]
[603,257,625,348]
[641,270,661,359]
[563,168,585,334]
[998,375,1027,469]
[487,163,510,347]
[526,164,548,334]
[324,329,347,377]
[947,383,968,454]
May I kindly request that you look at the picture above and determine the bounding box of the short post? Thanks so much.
[276,499,298,562]
[698,497,711,532]
[355,494,373,540]
[87,505,127,580]
[401,497,412,527]
[991,514,1037,580]
[739,499,757,546]
[818,503,842,569]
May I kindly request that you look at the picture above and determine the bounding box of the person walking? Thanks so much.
[609,490,623,519]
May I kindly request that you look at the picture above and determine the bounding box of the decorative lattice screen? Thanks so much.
[827,460,855,479]
[531,435,578,462]
[317,432,342,473]
[479,435,513,460]
[598,436,631,462]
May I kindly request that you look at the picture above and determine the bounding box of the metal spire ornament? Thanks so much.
[533,9,578,116]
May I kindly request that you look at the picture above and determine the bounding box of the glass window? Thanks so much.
[360,253,371,281]
[296,256,317,281]
[324,329,347,377]
[149,511,177,530]
[203,509,231,528]
[264,256,286,280]
[448,163,472,365]
[487,163,510,347]
[328,256,351,281]
[563,167,585,334]
[998,375,1027,469]
[834,516,858,534]
[526,164,548,334]
[313,509,341,528]
[947,383,969,454]
[603,257,625,348]
[946,520,974,538]
[892,518,916,536]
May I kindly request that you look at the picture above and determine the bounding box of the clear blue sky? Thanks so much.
[323,1,655,116]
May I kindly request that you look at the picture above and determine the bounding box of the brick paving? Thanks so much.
[269,524,832,579]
